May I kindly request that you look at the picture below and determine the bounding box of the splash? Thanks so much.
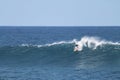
[74,36,120,51]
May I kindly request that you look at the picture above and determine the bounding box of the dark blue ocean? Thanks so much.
[0,27,120,80]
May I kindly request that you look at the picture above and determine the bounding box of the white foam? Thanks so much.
[21,36,120,51]
[74,36,120,51]
[21,40,76,47]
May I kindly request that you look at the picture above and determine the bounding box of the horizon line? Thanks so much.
[0,26,120,27]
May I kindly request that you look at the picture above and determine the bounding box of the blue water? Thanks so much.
[0,27,120,80]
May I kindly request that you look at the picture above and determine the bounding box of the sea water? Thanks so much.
[0,27,120,80]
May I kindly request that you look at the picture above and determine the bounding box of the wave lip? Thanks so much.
[21,39,76,48]
[74,36,120,51]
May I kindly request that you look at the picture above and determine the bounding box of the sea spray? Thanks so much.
[74,36,120,51]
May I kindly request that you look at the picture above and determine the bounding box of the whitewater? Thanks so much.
[21,36,120,51]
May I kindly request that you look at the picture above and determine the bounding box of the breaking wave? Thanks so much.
[20,36,120,51]
[74,36,120,51]
[0,36,120,68]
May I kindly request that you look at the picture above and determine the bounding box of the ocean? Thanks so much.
[0,27,120,80]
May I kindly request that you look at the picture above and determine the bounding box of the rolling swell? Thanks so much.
[0,40,120,68]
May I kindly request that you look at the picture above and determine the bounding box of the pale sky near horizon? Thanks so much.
[0,0,120,26]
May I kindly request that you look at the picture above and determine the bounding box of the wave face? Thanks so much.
[0,36,120,68]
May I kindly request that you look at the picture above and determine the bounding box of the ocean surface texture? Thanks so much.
[0,27,120,80]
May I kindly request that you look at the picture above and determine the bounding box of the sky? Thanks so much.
[0,0,120,26]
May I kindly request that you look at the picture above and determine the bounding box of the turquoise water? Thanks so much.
[0,27,120,80]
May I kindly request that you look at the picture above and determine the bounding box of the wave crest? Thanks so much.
[20,36,120,51]
[21,40,76,47]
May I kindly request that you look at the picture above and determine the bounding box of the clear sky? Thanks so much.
[0,0,120,26]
